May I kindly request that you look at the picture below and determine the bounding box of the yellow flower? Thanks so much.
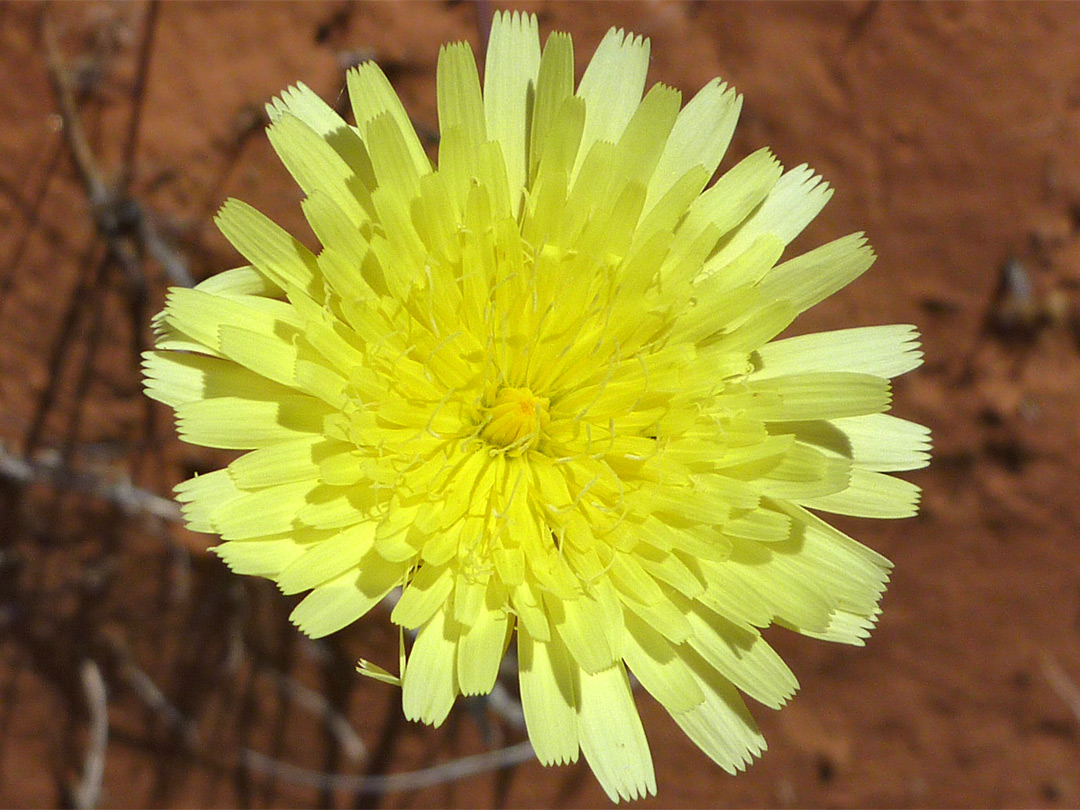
[144,12,929,802]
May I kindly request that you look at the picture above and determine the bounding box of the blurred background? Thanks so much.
[2,1,1080,807]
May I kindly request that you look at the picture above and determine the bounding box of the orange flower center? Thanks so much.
[480,386,550,454]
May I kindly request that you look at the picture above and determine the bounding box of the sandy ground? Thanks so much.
[2,1,1080,807]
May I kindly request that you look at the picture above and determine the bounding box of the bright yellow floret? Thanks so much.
[143,11,929,802]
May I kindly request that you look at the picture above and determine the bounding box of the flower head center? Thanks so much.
[480,386,550,454]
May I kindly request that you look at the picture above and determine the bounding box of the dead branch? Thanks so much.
[1041,651,1080,726]
[71,660,109,810]
[259,667,367,764]
[41,7,193,289]
[486,681,526,730]
[240,739,535,795]
[0,442,181,523]
[99,632,201,749]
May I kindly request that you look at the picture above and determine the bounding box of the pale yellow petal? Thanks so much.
[622,610,704,714]
[484,10,541,208]
[684,601,799,709]
[753,325,922,381]
[173,469,242,534]
[744,372,891,422]
[214,199,321,297]
[577,661,656,802]
[758,232,875,316]
[276,522,378,594]
[214,537,307,578]
[227,435,340,488]
[518,625,579,765]
[708,163,833,270]
[615,83,682,190]
[161,287,300,356]
[347,61,430,178]
[266,111,371,227]
[290,559,403,638]
[207,479,319,540]
[574,27,650,183]
[437,41,485,153]
[391,563,455,629]
[217,324,298,389]
[456,583,510,696]
[647,78,742,213]
[529,31,574,184]
[683,148,783,253]
[268,82,377,192]
[194,265,281,297]
[548,592,617,674]
[800,467,921,518]
[793,413,931,472]
[174,394,332,450]
[795,606,880,646]
[402,607,459,727]
[303,199,368,284]
[670,648,766,774]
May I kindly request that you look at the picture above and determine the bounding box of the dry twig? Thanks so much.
[41,7,193,290]
[71,660,109,810]
[1041,651,1080,725]
[100,633,201,749]
[260,667,367,764]
[0,443,181,523]
[241,739,535,796]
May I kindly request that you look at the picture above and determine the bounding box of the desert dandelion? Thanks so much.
[144,12,930,801]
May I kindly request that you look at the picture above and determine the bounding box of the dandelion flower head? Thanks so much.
[144,13,929,802]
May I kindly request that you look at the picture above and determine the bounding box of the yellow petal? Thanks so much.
[227,435,340,488]
[647,78,742,213]
[437,41,485,153]
[670,647,766,774]
[173,469,242,534]
[174,394,332,450]
[277,522,378,594]
[577,661,656,802]
[759,232,875,316]
[268,81,376,193]
[574,27,650,183]
[484,10,541,209]
[622,610,704,714]
[402,607,459,727]
[290,559,403,638]
[214,199,321,298]
[456,583,510,695]
[745,372,891,422]
[209,479,319,540]
[347,61,430,178]
[529,31,574,184]
[215,537,307,578]
[391,563,455,629]
[753,325,922,381]
[800,467,921,518]
[684,601,799,709]
[267,111,371,227]
[518,625,579,765]
[709,163,833,269]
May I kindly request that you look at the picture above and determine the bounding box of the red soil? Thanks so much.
[2,2,1080,807]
